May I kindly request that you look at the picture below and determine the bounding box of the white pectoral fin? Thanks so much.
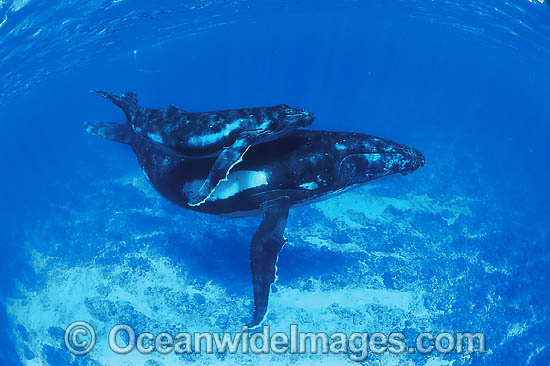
[188,137,252,206]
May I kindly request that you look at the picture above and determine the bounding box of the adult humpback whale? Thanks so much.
[91,90,314,206]
[85,121,425,327]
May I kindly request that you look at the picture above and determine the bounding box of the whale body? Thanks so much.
[91,90,314,206]
[85,120,425,326]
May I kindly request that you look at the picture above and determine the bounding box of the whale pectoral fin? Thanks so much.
[248,197,291,328]
[188,137,253,206]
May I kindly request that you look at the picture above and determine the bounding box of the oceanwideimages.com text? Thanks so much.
[65,321,486,361]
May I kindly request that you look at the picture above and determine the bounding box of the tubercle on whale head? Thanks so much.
[400,146,425,175]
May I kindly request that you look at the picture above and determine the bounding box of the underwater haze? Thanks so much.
[1,0,550,365]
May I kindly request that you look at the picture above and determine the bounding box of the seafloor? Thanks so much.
[7,138,548,365]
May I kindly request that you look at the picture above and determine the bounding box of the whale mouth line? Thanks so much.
[283,113,307,117]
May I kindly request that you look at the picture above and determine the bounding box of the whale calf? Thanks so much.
[85,120,425,327]
[92,90,314,206]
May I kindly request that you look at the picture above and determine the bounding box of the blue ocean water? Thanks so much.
[1,0,549,365]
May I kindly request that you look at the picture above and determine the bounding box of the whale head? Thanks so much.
[265,104,315,134]
[336,136,425,188]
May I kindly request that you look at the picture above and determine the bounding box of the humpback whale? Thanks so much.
[92,91,314,206]
[85,120,425,327]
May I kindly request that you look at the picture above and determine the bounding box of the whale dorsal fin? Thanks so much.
[169,104,188,113]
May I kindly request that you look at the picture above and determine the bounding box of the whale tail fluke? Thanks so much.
[84,121,133,145]
[91,90,139,122]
